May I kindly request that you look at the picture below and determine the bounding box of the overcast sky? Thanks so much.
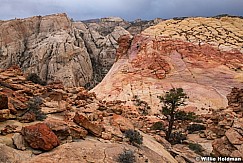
[0,0,243,21]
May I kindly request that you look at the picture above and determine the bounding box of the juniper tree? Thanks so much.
[158,88,188,141]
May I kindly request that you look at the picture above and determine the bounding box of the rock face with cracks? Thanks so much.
[0,14,160,88]
[92,16,243,115]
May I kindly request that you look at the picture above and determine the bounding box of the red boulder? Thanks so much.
[21,123,59,151]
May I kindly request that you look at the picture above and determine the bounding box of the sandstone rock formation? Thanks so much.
[0,13,93,87]
[0,14,160,88]
[92,16,243,114]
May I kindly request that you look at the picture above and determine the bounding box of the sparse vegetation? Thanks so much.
[117,149,136,163]
[27,96,46,121]
[26,73,46,86]
[132,95,151,115]
[170,131,186,145]
[150,121,164,131]
[175,110,197,121]
[158,88,188,141]
[188,143,204,155]
[187,124,206,134]
[124,129,143,146]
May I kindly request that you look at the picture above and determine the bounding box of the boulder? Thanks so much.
[69,125,88,139]
[21,123,60,151]
[73,112,103,137]
[12,133,26,150]
[225,128,243,145]
[212,136,236,156]
[112,114,134,132]
[44,118,70,140]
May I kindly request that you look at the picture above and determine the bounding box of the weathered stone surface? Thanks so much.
[0,13,93,87]
[12,133,26,150]
[73,112,103,137]
[24,138,176,163]
[116,34,133,60]
[92,17,243,114]
[69,125,88,139]
[0,143,31,163]
[0,109,10,122]
[112,114,134,132]
[212,136,236,156]
[44,118,70,140]
[231,145,243,158]
[143,17,243,52]
[21,123,59,151]
[225,128,243,145]
[0,124,18,135]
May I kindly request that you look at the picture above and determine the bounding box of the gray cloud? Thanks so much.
[0,0,242,21]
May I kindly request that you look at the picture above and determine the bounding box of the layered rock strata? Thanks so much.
[92,16,243,114]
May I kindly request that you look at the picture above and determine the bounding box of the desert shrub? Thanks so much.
[150,121,164,130]
[27,97,46,121]
[132,95,151,115]
[124,129,143,145]
[26,73,46,86]
[169,131,186,145]
[188,143,204,155]
[175,111,197,121]
[117,149,135,163]
[187,124,206,134]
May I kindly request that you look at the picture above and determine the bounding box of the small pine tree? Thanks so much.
[157,88,188,141]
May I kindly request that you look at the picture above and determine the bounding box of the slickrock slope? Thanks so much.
[92,16,243,114]
[143,17,243,53]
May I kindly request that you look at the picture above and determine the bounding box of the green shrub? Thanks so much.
[188,143,204,155]
[169,131,186,145]
[187,124,206,134]
[124,129,143,145]
[175,111,197,121]
[132,95,151,115]
[117,150,135,163]
[26,73,46,86]
[150,122,164,130]
[27,97,46,121]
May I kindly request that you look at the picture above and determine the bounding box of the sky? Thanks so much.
[0,0,243,21]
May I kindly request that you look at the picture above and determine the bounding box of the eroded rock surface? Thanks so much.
[0,13,93,87]
[0,14,160,88]
[92,16,243,114]
[21,123,60,151]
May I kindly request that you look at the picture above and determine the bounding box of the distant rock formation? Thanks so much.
[0,13,160,88]
[0,13,93,87]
